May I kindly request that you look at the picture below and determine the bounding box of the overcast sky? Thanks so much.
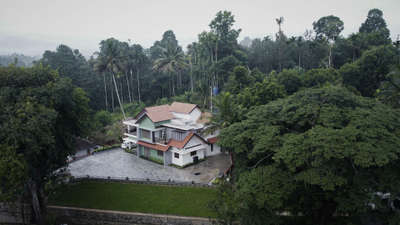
[1,0,399,57]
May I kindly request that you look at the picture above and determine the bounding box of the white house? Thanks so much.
[122,102,221,167]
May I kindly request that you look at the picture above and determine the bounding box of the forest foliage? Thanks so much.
[1,7,400,225]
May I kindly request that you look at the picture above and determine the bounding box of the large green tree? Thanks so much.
[359,8,390,43]
[0,65,90,225]
[217,85,400,225]
[313,15,344,67]
[39,44,104,110]
[341,45,397,97]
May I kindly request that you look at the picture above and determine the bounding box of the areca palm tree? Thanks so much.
[95,38,126,119]
[131,44,147,102]
[153,45,187,96]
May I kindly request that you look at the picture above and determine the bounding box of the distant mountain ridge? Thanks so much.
[0,53,40,67]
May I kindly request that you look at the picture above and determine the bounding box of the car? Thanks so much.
[121,142,128,149]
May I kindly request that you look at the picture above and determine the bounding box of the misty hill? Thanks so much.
[0,53,40,67]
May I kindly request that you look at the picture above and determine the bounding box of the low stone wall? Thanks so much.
[48,206,214,225]
[0,203,31,224]
[0,203,214,225]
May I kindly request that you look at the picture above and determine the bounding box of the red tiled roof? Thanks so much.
[144,105,174,122]
[137,141,170,152]
[207,137,218,144]
[168,133,195,149]
[133,102,199,123]
[170,102,198,114]
[168,132,208,149]
[139,132,208,152]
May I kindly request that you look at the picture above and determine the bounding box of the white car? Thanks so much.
[121,142,128,149]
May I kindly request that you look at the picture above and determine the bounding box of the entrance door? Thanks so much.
[193,156,199,163]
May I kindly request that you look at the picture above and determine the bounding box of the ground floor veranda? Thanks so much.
[137,144,206,167]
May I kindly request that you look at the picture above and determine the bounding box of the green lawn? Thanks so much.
[49,181,217,218]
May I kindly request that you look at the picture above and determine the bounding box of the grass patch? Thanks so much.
[49,181,217,218]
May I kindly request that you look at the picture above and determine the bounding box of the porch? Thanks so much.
[137,144,172,166]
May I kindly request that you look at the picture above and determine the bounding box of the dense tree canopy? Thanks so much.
[218,86,400,225]
[0,65,90,224]
[2,7,399,225]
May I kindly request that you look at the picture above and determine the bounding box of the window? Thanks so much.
[157,151,163,157]
[174,153,179,158]
[211,144,214,152]
[172,130,185,141]
[141,129,151,139]
[190,151,197,156]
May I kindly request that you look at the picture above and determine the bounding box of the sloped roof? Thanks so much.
[168,132,207,149]
[170,102,198,114]
[138,132,208,152]
[137,141,170,152]
[143,105,174,123]
[207,137,218,144]
[133,102,199,123]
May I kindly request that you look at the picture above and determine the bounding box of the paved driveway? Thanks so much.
[68,148,231,184]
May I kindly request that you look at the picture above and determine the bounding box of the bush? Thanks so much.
[92,144,120,153]
[94,110,112,128]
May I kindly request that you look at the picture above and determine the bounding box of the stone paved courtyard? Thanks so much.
[68,148,231,184]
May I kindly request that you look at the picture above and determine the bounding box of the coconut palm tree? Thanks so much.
[95,38,126,119]
[153,45,187,96]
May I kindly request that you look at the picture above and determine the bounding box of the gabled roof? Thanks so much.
[137,141,170,152]
[170,102,198,114]
[136,104,174,123]
[133,102,199,123]
[138,132,208,152]
[207,137,218,144]
[168,132,207,149]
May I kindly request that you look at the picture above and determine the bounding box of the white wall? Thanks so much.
[204,129,221,156]
[189,108,201,121]
[171,112,191,120]
[170,136,206,167]
[171,107,201,122]
[204,129,220,139]
[206,143,221,156]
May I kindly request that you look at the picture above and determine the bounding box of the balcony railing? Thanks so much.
[125,131,137,137]
[154,136,169,145]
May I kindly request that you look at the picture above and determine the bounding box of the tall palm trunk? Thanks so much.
[328,42,333,68]
[190,59,194,92]
[103,73,108,110]
[130,69,135,101]
[112,72,126,119]
[125,71,132,103]
[172,73,176,96]
[119,77,124,104]
[110,76,115,112]
[136,68,141,102]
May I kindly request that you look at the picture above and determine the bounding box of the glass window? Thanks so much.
[141,129,151,139]
[157,151,163,157]
[174,153,179,158]
[190,151,197,156]
[211,144,214,152]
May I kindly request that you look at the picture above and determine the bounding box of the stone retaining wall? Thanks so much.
[0,204,215,225]
[0,203,31,224]
[48,205,214,225]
